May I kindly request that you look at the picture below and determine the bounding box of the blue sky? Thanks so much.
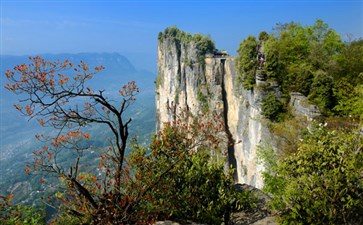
[1,0,362,71]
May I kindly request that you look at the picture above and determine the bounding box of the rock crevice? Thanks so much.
[156,31,270,188]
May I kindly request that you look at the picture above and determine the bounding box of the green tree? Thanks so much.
[236,35,258,89]
[261,92,284,121]
[307,19,344,70]
[309,70,335,113]
[260,123,363,224]
[286,62,313,96]
[258,31,269,41]
[260,19,348,114]
[263,37,280,80]
[191,33,216,56]
[339,39,363,83]
[332,39,363,117]
[334,80,363,119]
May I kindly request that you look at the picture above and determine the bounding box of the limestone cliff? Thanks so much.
[155,28,317,188]
[155,28,266,188]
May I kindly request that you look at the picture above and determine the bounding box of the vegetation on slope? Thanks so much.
[237,19,363,118]
[259,123,363,224]
[235,19,363,224]
[236,35,258,89]
[0,194,46,225]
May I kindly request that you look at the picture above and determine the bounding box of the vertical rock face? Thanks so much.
[155,29,272,188]
[289,92,321,119]
[222,60,274,188]
[156,30,225,131]
[156,36,207,130]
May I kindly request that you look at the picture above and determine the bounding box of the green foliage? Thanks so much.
[333,81,363,119]
[261,92,284,121]
[263,38,279,80]
[128,113,257,224]
[259,19,360,115]
[258,31,269,41]
[338,39,363,83]
[236,35,258,89]
[159,26,215,57]
[191,33,216,56]
[309,70,335,112]
[333,39,363,118]
[241,73,256,90]
[270,117,308,156]
[158,26,192,44]
[0,195,46,225]
[260,124,363,224]
[159,26,216,75]
[51,211,91,225]
[286,62,313,96]
[197,86,209,113]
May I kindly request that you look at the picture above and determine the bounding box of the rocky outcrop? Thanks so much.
[156,31,225,132]
[221,58,279,188]
[289,92,321,119]
[156,29,276,188]
[155,183,277,225]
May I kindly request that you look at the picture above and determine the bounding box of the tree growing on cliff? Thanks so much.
[237,19,363,117]
[261,19,346,114]
[261,92,284,121]
[158,26,216,66]
[236,35,258,89]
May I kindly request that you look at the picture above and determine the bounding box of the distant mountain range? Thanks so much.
[0,53,156,205]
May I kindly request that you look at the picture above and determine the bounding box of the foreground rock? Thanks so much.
[156,184,277,225]
[230,184,276,225]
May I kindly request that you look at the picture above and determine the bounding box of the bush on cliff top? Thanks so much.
[261,92,284,122]
[236,35,258,90]
[158,26,215,56]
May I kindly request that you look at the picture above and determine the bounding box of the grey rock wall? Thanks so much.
[290,92,321,119]
[156,32,276,188]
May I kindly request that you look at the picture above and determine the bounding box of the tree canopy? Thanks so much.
[237,19,363,118]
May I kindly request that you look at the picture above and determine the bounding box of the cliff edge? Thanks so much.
[155,27,320,188]
[156,27,273,188]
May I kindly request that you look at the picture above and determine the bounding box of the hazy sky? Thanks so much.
[1,0,362,71]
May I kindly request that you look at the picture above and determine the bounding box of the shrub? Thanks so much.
[236,35,258,89]
[261,92,284,121]
[258,31,269,41]
[260,123,363,224]
[309,69,335,112]
[0,195,46,225]
[128,112,257,224]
